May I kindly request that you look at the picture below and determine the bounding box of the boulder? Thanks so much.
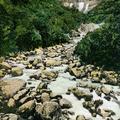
[76,115,86,120]
[103,71,118,85]
[13,89,28,101]
[0,62,11,70]
[47,52,59,58]
[41,92,50,103]
[0,70,5,78]
[98,108,115,118]
[69,87,93,101]
[7,98,15,107]
[42,101,62,119]
[40,70,58,80]
[0,57,5,63]
[83,100,103,116]
[11,67,23,77]
[26,64,32,69]
[37,82,48,92]
[69,67,81,78]
[59,98,72,109]
[45,59,61,67]
[68,66,86,78]
[0,79,26,97]
[50,93,62,99]
[35,103,44,119]
[32,58,41,66]
[35,48,43,55]
[91,70,101,82]
[7,114,18,120]
[35,103,43,114]
[19,96,31,104]
[101,86,111,95]
[18,100,35,113]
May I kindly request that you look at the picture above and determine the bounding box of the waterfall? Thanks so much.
[61,0,100,13]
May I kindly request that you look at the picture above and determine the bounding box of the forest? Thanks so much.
[0,0,84,55]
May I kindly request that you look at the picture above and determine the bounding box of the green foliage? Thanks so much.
[0,0,84,55]
[86,0,120,23]
[75,0,120,70]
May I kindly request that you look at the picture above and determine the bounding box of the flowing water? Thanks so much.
[1,23,120,120]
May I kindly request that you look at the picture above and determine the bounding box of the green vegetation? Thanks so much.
[75,0,120,70]
[0,0,85,55]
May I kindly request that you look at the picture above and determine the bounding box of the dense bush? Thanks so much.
[0,0,85,55]
[75,0,120,70]
[86,0,120,23]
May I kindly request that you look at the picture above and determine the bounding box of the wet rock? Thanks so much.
[69,87,93,101]
[98,108,115,118]
[45,59,61,67]
[69,67,81,78]
[61,59,68,64]
[0,62,11,70]
[59,98,72,109]
[29,91,37,98]
[0,79,26,98]
[76,115,86,120]
[42,101,62,119]
[37,83,48,92]
[21,60,29,65]
[19,96,31,104]
[35,47,43,55]
[35,95,41,103]
[95,87,102,96]
[104,95,111,101]
[26,64,32,69]
[40,70,58,80]
[0,70,5,78]
[39,89,52,95]
[85,64,94,73]
[18,100,35,113]
[35,103,43,119]
[1,113,19,120]
[47,52,59,58]
[68,66,86,78]
[91,70,101,82]
[8,114,18,120]
[13,89,28,101]
[83,99,103,116]
[0,57,5,63]
[71,30,80,37]
[7,98,15,107]
[29,74,40,80]
[2,117,9,120]
[101,86,111,95]
[104,71,118,85]
[11,67,23,77]
[50,93,62,99]
[41,92,50,103]
[94,99,103,108]
[32,58,41,66]
[36,63,44,69]
[29,51,36,55]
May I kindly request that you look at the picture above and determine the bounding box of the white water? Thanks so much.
[48,64,120,120]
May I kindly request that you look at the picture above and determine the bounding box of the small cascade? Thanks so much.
[61,0,100,13]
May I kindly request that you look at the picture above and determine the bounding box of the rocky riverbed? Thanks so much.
[0,23,120,120]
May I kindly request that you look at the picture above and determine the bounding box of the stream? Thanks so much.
[1,23,120,120]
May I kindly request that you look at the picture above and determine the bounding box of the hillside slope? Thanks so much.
[75,0,120,70]
[0,0,84,55]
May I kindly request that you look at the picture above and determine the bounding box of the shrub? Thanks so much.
[75,0,120,70]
